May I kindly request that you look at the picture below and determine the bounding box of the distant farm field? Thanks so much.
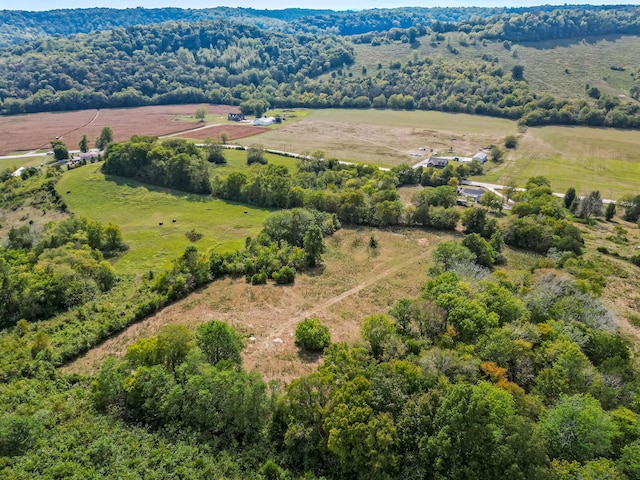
[0,104,239,155]
[481,125,640,197]
[6,104,640,199]
[56,163,271,274]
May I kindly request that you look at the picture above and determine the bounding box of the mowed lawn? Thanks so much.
[481,125,640,197]
[210,149,299,179]
[56,163,271,274]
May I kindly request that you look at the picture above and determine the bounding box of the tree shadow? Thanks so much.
[296,347,323,364]
[304,265,326,277]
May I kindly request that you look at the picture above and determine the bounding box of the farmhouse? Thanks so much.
[457,186,486,203]
[426,157,449,169]
[228,113,245,121]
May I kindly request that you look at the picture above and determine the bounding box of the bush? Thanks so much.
[250,271,268,285]
[630,254,640,267]
[272,265,296,284]
[295,317,331,352]
[504,135,518,149]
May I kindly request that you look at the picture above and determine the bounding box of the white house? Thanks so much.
[253,116,276,126]
[473,152,488,164]
[11,167,25,177]
[79,149,102,160]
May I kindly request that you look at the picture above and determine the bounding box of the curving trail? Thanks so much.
[263,252,430,347]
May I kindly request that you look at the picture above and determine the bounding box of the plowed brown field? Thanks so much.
[0,104,240,155]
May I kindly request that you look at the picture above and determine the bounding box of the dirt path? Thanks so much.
[161,123,223,138]
[56,109,101,142]
[265,254,425,346]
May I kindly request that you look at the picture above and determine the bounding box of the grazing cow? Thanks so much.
[66,190,71,194]
[172,219,176,223]
[244,210,248,214]
[159,222,163,226]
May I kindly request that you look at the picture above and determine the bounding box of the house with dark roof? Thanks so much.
[426,157,449,169]
[228,113,245,121]
[457,186,486,203]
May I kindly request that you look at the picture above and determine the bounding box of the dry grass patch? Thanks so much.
[239,109,515,167]
[62,227,445,383]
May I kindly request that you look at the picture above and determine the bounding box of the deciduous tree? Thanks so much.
[196,320,244,366]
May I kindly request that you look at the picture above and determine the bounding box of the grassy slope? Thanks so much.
[56,163,272,275]
[350,33,640,100]
[62,227,480,381]
[210,149,299,178]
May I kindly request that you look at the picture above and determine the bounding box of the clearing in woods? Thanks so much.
[55,163,272,275]
[62,227,452,383]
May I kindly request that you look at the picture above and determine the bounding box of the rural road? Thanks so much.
[1,144,614,205]
[461,180,616,204]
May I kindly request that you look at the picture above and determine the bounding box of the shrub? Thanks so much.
[504,135,518,149]
[250,271,268,285]
[630,254,640,267]
[295,317,331,352]
[272,265,296,284]
[185,229,203,242]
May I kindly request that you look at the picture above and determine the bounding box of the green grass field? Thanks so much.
[210,149,299,179]
[480,125,640,197]
[56,163,272,274]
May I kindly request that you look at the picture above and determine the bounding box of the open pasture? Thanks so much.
[482,125,640,197]
[62,227,451,381]
[56,163,271,275]
[210,149,299,178]
[239,108,516,167]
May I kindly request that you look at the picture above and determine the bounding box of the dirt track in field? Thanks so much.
[175,124,267,141]
[62,228,439,384]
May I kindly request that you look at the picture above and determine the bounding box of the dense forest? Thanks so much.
[2,6,640,127]
[1,5,637,46]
